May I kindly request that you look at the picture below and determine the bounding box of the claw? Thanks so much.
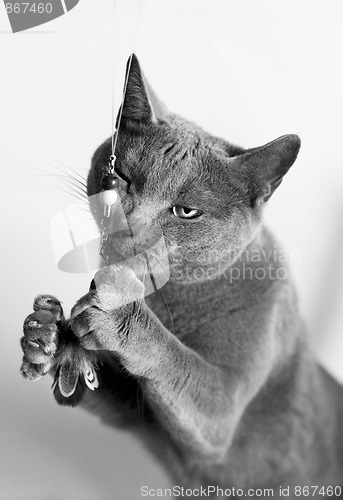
[42,345,52,356]
[28,340,40,349]
[27,320,42,329]
[34,296,53,309]
[36,338,52,356]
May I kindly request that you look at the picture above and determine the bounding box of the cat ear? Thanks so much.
[233,134,301,203]
[117,53,167,128]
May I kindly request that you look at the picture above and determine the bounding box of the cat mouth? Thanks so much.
[107,231,169,275]
[107,233,145,263]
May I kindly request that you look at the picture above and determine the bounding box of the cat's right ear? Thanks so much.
[117,53,167,129]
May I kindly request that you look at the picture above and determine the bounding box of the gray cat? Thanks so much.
[20,54,343,499]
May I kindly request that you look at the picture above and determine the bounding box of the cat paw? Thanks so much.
[70,265,144,352]
[20,295,63,381]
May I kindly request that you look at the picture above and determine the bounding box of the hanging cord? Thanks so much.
[99,0,144,265]
[110,0,117,159]
[111,0,143,160]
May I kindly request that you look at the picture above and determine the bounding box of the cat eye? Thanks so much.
[172,206,202,219]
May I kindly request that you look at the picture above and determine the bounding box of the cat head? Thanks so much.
[87,54,300,284]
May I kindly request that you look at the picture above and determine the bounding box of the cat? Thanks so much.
[20,54,343,499]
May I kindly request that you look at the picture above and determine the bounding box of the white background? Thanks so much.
[1,1,343,499]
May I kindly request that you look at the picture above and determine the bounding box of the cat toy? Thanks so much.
[51,154,120,405]
[51,54,136,405]
[98,155,120,266]
[22,0,145,405]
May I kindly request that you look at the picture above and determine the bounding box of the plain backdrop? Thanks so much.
[1,1,343,499]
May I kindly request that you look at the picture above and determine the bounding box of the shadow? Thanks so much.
[311,198,343,345]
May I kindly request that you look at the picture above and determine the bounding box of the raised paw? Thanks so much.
[70,265,145,352]
[70,305,121,352]
[20,295,64,381]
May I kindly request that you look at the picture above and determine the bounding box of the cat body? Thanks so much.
[21,55,343,499]
[128,230,343,494]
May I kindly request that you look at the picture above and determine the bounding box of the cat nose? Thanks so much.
[120,193,135,216]
[128,206,156,236]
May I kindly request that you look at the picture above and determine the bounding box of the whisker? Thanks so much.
[26,171,87,196]
[33,156,88,193]
[37,153,88,183]
[29,163,89,203]
[51,159,88,182]
[62,179,88,198]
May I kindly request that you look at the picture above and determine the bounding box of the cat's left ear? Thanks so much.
[233,134,301,203]
[117,53,167,129]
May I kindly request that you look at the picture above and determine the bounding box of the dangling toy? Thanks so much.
[52,155,120,406]
[99,155,120,266]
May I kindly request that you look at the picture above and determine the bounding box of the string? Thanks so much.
[110,0,117,156]
[111,0,144,158]
[100,0,144,264]
[106,1,176,338]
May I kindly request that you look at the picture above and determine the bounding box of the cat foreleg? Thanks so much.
[70,266,249,464]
